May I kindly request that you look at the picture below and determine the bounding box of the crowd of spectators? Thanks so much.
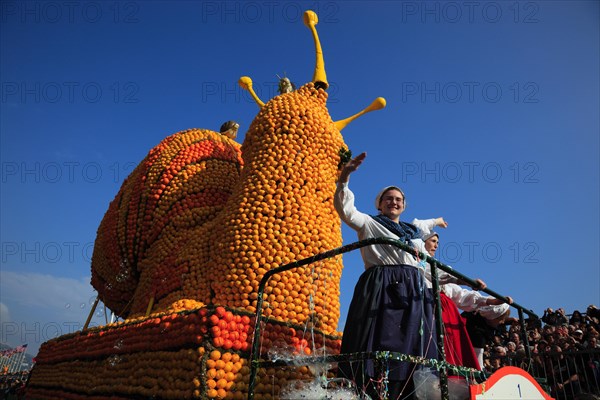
[0,371,28,400]
[476,304,600,399]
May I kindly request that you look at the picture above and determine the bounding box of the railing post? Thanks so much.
[375,351,390,400]
[518,308,532,366]
[430,260,449,400]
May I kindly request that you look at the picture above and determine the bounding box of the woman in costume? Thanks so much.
[334,152,458,399]
[415,227,512,371]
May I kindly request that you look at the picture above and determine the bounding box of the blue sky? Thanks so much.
[1,1,598,356]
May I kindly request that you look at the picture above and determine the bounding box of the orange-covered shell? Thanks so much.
[91,129,243,316]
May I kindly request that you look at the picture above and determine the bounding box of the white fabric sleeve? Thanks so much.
[412,218,437,237]
[334,182,370,230]
[443,283,490,311]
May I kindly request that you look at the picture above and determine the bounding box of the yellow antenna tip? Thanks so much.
[238,76,265,107]
[373,97,387,110]
[303,10,318,27]
[238,76,253,90]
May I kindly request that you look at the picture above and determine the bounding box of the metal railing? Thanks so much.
[247,237,537,399]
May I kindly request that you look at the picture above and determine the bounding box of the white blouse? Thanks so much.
[334,182,459,288]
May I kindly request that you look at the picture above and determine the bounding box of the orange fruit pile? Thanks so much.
[26,306,342,399]
[208,83,346,334]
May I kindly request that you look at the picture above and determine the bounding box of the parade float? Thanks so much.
[25,10,552,400]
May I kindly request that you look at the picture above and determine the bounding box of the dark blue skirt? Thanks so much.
[338,265,438,385]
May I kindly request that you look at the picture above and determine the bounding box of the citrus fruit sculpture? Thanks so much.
[26,10,385,399]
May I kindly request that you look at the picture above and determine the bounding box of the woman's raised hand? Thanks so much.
[435,217,449,228]
[339,152,367,182]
